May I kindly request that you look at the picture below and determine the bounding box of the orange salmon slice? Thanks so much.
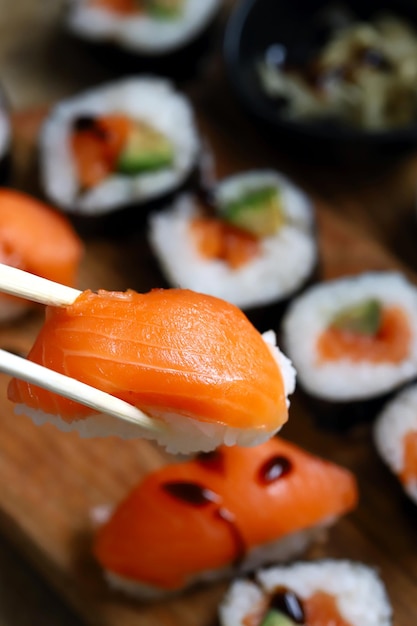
[317,306,411,364]
[8,289,287,432]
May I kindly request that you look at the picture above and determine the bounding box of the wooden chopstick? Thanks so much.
[0,348,167,434]
[0,263,168,435]
[0,263,81,306]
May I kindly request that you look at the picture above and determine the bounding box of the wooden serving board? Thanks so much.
[0,99,416,626]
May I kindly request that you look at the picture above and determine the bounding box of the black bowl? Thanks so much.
[224,0,417,165]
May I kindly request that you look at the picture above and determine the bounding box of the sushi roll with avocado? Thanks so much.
[219,560,392,626]
[374,383,417,504]
[39,77,200,231]
[65,0,222,77]
[148,170,318,331]
[281,272,417,429]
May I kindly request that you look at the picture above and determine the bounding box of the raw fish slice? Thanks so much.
[0,189,83,321]
[8,288,295,452]
[93,438,358,596]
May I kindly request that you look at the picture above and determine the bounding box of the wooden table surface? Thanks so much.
[1,2,417,626]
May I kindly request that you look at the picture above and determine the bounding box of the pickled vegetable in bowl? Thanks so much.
[259,13,417,130]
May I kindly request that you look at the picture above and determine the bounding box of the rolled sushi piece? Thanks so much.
[148,170,318,331]
[39,77,200,231]
[7,288,295,453]
[219,559,392,626]
[374,383,417,504]
[65,0,222,78]
[93,437,358,598]
[281,271,417,429]
[0,188,83,323]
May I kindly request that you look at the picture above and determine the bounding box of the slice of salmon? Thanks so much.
[191,217,261,269]
[93,437,358,591]
[91,0,139,15]
[71,115,132,190]
[8,288,289,432]
[0,188,83,288]
[317,306,411,364]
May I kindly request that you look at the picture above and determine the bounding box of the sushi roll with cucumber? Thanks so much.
[281,272,417,428]
[219,560,392,626]
[148,170,318,331]
[374,383,417,504]
[65,0,222,77]
[39,77,200,230]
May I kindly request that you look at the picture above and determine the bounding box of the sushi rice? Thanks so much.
[104,526,330,600]
[66,0,221,55]
[149,170,317,309]
[374,383,417,503]
[40,77,200,215]
[282,271,417,402]
[14,329,296,454]
[220,560,392,626]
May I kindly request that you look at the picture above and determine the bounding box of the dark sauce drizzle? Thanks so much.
[72,115,110,141]
[162,454,293,569]
[196,449,225,473]
[215,507,246,566]
[259,455,292,484]
[268,587,305,624]
[162,481,220,506]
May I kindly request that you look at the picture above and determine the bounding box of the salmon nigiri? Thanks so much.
[7,288,295,452]
[93,437,358,598]
[0,188,83,321]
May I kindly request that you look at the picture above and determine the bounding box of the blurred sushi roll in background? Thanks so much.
[281,272,417,429]
[0,188,83,323]
[93,438,358,598]
[65,0,222,78]
[374,383,417,504]
[219,560,392,626]
[149,170,318,331]
[39,77,200,231]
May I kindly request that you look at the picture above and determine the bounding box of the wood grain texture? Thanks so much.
[0,1,417,625]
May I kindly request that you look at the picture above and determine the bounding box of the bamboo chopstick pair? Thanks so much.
[0,263,167,435]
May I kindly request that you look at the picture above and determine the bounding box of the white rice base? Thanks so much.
[66,0,221,54]
[282,271,417,401]
[0,108,10,156]
[102,524,330,600]
[374,383,417,503]
[40,77,200,214]
[149,170,317,309]
[13,330,296,454]
[220,560,392,626]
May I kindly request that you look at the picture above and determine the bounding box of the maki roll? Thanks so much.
[220,560,392,626]
[8,289,295,453]
[65,0,222,77]
[93,438,358,597]
[374,383,417,504]
[281,272,417,428]
[39,77,200,229]
[0,189,83,323]
[148,170,318,331]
